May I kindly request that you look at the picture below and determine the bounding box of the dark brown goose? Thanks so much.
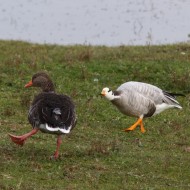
[9,72,77,159]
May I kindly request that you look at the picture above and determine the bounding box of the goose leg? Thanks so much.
[139,121,146,133]
[53,135,62,159]
[124,117,145,133]
[8,128,39,146]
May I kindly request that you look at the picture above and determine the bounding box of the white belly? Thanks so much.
[153,103,178,116]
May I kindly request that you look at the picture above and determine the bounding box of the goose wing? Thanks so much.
[117,81,181,106]
[112,81,182,117]
[117,81,163,104]
[113,88,156,117]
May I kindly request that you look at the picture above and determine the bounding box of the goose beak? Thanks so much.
[25,80,33,88]
[101,90,106,96]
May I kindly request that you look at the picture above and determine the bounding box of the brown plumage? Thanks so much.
[9,72,77,159]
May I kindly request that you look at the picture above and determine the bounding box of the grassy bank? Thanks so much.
[0,40,190,190]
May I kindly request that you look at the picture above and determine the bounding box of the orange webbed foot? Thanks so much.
[123,118,146,133]
[8,134,25,146]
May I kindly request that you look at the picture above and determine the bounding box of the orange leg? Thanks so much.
[124,118,146,133]
[140,121,146,133]
[53,135,62,159]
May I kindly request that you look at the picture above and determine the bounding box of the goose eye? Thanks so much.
[108,89,111,92]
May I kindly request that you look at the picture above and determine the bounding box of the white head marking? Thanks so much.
[101,87,115,101]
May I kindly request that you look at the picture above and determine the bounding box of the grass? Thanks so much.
[0,40,190,189]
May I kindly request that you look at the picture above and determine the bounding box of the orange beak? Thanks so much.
[101,90,106,96]
[24,80,33,88]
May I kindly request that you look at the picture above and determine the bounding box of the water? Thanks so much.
[0,0,190,46]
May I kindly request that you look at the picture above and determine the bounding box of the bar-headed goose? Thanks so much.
[101,81,183,133]
[9,72,77,159]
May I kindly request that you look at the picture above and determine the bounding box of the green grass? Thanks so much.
[0,40,190,189]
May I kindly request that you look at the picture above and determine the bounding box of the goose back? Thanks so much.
[28,92,76,134]
[117,82,181,106]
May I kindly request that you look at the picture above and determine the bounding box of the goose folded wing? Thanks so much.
[118,82,163,104]
[120,90,156,117]
[38,94,76,130]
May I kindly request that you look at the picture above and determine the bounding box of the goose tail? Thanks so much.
[163,91,183,109]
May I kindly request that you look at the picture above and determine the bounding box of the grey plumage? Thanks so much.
[112,81,182,118]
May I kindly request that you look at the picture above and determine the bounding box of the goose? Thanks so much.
[101,81,183,133]
[9,72,77,159]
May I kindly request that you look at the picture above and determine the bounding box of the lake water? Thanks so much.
[0,0,190,46]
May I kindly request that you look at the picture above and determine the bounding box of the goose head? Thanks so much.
[25,72,55,92]
[101,87,116,101]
